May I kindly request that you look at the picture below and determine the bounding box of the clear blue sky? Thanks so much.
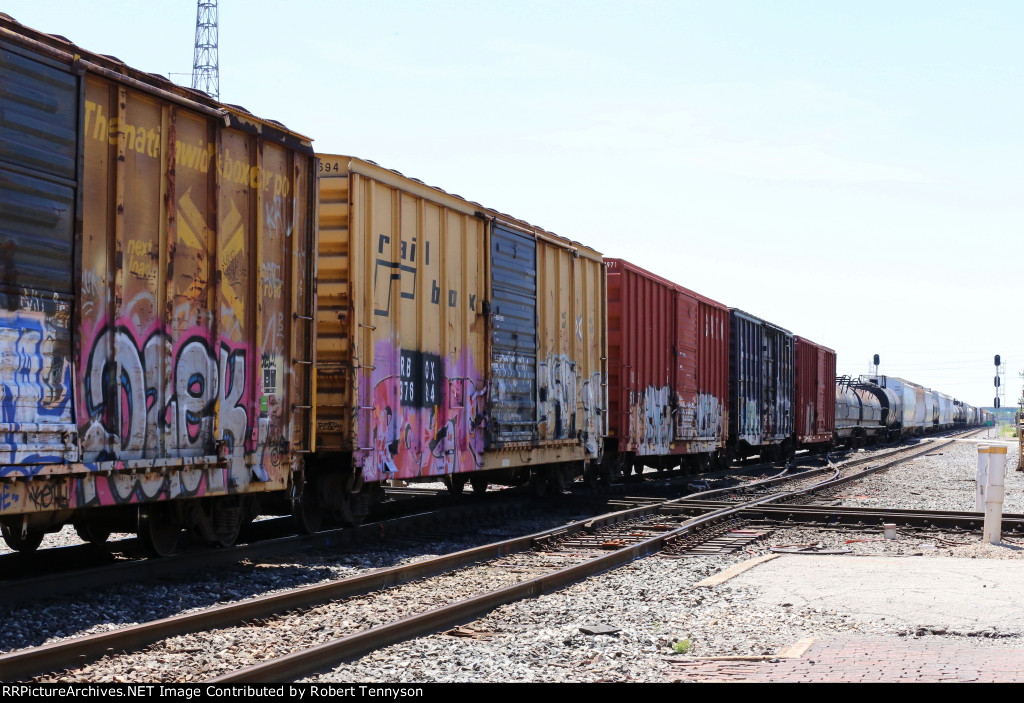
[5,0,1021,407]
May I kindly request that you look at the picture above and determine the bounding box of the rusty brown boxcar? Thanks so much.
[0,16,317,554]
[312,155,605,519]
[793,336,836,449]
[604,259,729,474]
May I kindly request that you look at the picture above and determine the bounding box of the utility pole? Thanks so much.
[192,0,219,99]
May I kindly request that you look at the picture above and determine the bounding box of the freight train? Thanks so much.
[0,17,986,555]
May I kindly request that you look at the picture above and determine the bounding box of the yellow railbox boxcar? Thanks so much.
[315,156,605,501]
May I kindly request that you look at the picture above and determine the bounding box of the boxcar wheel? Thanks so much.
[443,474,467,495]
[74,522,111,545]
[138,507,182,558]
[470,475,488,494]
[209,497,243,548]
[1,523,44,552]
[549,464,572,493]
[293,490,323,535]
[529,469,548,497]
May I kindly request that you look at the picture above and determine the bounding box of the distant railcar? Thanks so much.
[729,310,794,461]
[793,337,835,450]
[603,259,729,474]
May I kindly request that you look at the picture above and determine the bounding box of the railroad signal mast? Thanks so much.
[994,354,1005,409]
[192,0,219,99]
[1017,368,1024,472]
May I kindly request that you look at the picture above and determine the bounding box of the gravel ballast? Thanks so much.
[4,432,1021,683]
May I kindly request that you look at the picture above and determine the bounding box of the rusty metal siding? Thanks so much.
[794,336,835,445]
[489,223,538,444]
[75,75,316,477]
[0,15,317,520]
[605,259,674,456]
[686,294,729,452]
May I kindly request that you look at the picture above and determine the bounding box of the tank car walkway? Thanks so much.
[668,637,1024,682]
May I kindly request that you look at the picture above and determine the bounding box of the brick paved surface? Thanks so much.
[665,637,1024,682]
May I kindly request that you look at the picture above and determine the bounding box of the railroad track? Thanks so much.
[0,448,831,602]
[5,432,970,683]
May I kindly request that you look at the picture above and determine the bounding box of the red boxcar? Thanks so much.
[794,336,836,449]
[605,259,729,473]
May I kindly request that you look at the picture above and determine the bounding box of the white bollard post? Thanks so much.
[976,444,990,512]
[983,445,1007,544]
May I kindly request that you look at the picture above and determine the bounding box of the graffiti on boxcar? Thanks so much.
[676,392,724,441]
[579,371,603,457]
[26,480,69,511]
[0,481,15,511]
[0,309,72,423]
[629,385,671,455]
[696,393,724,438]
[260,262,284,299]
[360,343,486,482]
[739,398,760,443]
[538,355,577,440]
[81,326,250,459]
[0,304,74,466]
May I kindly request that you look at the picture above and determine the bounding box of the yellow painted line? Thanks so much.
[692,554,778,588]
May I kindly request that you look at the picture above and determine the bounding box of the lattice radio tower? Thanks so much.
[192,0,219,99]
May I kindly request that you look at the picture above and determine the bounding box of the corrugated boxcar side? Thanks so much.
[730,311,763,448]
[606,259,676,456]
[486,219,605,467]
[316,156,488,482]
[694,297,730,450]
[0,38,78,469]
[730,309,794,455]
[0,20,316,519]
[605,259,727,458]
[315,156,605,481]
[75,81,315,503]
[794,336,836,446]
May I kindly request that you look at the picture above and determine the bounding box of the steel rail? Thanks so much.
[208,462,882,683]
[4,430,978,682]
[0,497,671,681]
